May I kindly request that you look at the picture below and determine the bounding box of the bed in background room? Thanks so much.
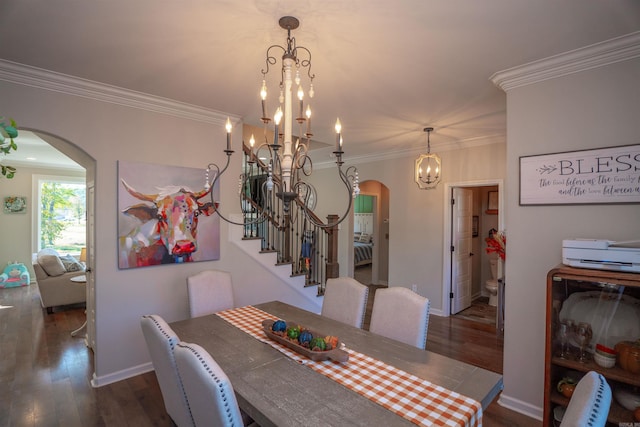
[354,232,373,267]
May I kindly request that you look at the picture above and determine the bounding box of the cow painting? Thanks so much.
[117,161,220,269]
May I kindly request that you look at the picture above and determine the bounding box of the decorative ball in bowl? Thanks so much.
[593,352,616,368]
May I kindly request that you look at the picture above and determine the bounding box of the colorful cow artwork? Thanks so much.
[117,161,220,269]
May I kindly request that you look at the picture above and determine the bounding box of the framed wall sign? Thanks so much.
[519,144,640,205]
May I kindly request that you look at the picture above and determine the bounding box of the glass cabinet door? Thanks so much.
[545,266,640,427]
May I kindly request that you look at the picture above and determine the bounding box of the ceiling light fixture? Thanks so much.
[415,127,441,189]
[205,16,359,228]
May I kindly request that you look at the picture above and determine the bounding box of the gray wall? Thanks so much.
[0,73,317,386]
[500,56,640,416]
[308,142,507,312]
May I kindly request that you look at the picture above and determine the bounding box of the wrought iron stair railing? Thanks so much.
[239,144,338,296]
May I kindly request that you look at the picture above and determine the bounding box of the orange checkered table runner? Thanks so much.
[217,305,482,427]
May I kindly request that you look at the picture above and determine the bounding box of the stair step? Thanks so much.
[275,261,294,267]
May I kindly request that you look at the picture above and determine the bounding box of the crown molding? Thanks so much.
[491,31,640,91]
[313,134,505,169]
[0,59,236,125]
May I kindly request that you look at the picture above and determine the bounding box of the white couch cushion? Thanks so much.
[37,249,66,277]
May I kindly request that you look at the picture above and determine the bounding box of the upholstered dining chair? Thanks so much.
[174,342,255,427]
[140,315,194,427]
[186,270,234,318]
[368,287,430,349]
[560,371,611,427]
[321,277,370,328]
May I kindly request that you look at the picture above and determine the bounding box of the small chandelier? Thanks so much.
[415,127,441,189]
[205,16,359,228]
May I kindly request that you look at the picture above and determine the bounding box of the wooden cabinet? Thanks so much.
[544,265,640,426]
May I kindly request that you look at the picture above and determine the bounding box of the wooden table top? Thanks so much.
[170,301,503,427]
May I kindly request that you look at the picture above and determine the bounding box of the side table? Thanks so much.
[70,275,87,337]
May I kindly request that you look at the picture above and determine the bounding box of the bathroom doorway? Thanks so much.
[442,180,503,327]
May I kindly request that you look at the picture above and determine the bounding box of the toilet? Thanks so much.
[485,258,499,307]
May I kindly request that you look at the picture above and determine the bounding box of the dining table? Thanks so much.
[169,300,503,427]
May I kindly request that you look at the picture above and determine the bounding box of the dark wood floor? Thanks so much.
[1,284,540,426]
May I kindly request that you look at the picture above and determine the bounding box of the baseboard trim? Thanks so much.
[90,362,154,388]
[430,307,444,317]
[497,392,543,421]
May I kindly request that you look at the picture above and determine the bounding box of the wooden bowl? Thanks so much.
[262,319,349,363]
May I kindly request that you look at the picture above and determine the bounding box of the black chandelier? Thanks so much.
[205,16,359,228]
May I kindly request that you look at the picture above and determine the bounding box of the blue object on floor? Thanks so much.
[0,262,30,288]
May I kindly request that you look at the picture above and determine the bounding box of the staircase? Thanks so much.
[227,144,340,303]
[227,214,321,311]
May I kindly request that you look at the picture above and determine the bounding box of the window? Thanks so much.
[34,175,86,256]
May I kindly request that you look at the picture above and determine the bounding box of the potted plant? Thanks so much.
[1,116,19,179]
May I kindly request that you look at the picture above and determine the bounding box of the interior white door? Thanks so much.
[451,187,473,314]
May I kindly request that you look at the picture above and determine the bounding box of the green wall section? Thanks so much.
[354,195,373,213]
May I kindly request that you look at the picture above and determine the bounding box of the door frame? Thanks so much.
[441,179,504,317]
[348,181,390,285]
[348,192,378,282]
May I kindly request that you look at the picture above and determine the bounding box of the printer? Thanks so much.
[562,239,640,273]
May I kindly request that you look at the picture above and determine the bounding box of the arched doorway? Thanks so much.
[29,129,97,353]
[351,180,389,286]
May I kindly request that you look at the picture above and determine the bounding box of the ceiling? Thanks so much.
[1,1,639,169]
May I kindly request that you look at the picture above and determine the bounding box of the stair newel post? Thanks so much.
[325,214,339,288]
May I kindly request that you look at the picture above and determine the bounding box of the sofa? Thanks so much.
[32,249,86,313]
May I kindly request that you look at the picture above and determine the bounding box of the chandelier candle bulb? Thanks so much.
[335,118,342,152]
[305,106,312,136]
[274,108,283,145]
[260,80,268,118]
[249,134,256,160]
[225,118,232,150]
[274,123,278,145]
[297,86,304,118]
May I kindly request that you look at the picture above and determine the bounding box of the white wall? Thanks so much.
[0,73,314,385]
[309,142,506,311]
[500,57,640,416]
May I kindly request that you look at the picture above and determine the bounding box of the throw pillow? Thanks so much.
[359,233,371,243]
[37,253,66,277]
[59,254,85,272]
